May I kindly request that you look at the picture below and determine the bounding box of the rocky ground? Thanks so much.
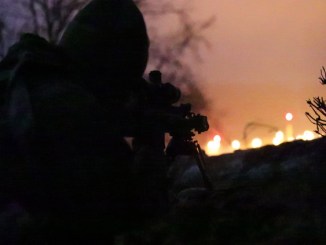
[119,137,326,244]
[1,137,325,244]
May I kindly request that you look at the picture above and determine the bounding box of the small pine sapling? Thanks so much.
[306,66,326,136]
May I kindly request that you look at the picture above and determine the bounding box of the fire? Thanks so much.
[206,134,221,156]
[272,131,284,146]
[231,140,241,150]
[251,138,263,148]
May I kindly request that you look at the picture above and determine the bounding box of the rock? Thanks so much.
[128,137,326,244]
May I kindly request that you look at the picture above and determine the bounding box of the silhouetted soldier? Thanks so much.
[59,0,170,221]
[0,0,171,243]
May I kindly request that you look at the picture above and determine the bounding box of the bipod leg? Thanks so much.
[192,141,213,191]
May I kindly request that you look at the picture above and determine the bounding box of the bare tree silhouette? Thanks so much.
[19,0,86,43]
[1,0,214,110]
[136,1,214,111]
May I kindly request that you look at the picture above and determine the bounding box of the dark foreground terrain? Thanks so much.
[119,137,326,244]
[1,137,326,244]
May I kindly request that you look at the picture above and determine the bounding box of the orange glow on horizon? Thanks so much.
[188,0,326,143]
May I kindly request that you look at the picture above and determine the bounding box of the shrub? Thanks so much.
[306,67,326,136]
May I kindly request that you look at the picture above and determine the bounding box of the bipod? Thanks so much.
[192,140,213,191]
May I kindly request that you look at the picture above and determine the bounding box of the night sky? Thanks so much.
[176,0,326,145]
[2,0,326,149]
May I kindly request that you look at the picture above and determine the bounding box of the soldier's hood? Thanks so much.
[59,0,149,78]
